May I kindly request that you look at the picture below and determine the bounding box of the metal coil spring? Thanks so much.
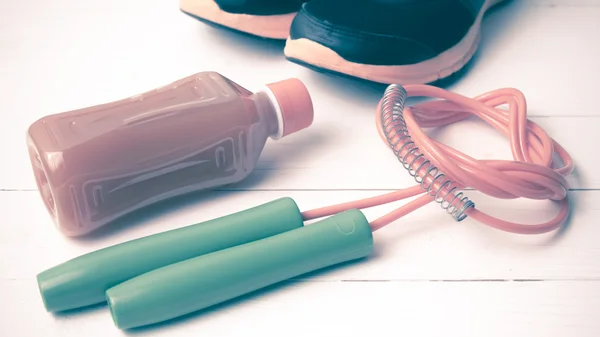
[380,84,475,221]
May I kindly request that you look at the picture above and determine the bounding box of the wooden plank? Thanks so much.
[3,190,598,281]
[529,0,600,5]
[3,115,597,190]
[1,2,598,190]
[450,1,600,109]
[2,278,598,337]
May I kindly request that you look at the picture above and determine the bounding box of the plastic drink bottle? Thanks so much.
[26,71,314,236]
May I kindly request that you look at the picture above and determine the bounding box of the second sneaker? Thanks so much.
[284,0,507,84]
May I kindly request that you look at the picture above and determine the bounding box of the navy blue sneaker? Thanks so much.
[284,0,507,84]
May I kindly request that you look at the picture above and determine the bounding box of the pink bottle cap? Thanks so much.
[266,78,314,138]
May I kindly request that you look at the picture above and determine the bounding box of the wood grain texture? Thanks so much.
[1,0,598,336]
[4,115,598,191]
[0,1,599,190]
[1,278,598,337]
[2,190,597,282]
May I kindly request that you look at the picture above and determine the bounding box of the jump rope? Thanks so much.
[305,83,573,234]
[37,83,574,329]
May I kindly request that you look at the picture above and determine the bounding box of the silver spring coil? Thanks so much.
[379,84,475,221]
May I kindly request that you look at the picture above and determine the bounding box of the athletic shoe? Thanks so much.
[180,0,309,39]
[284,0,507,84]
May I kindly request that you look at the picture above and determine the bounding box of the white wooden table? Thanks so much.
[1,0,599,336]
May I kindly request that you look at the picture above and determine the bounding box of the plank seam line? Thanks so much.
[3,278,600,282]
[2,188,599,192]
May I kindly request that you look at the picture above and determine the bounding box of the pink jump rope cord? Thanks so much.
[302,84,574,235]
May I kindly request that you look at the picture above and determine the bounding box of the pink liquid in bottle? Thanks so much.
[26,71,314,236]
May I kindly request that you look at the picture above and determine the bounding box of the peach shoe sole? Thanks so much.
[283,0,506,84]
[179,0,296,39]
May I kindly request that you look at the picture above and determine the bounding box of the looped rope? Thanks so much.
[302,84,574,235]
[375,84,574,234]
